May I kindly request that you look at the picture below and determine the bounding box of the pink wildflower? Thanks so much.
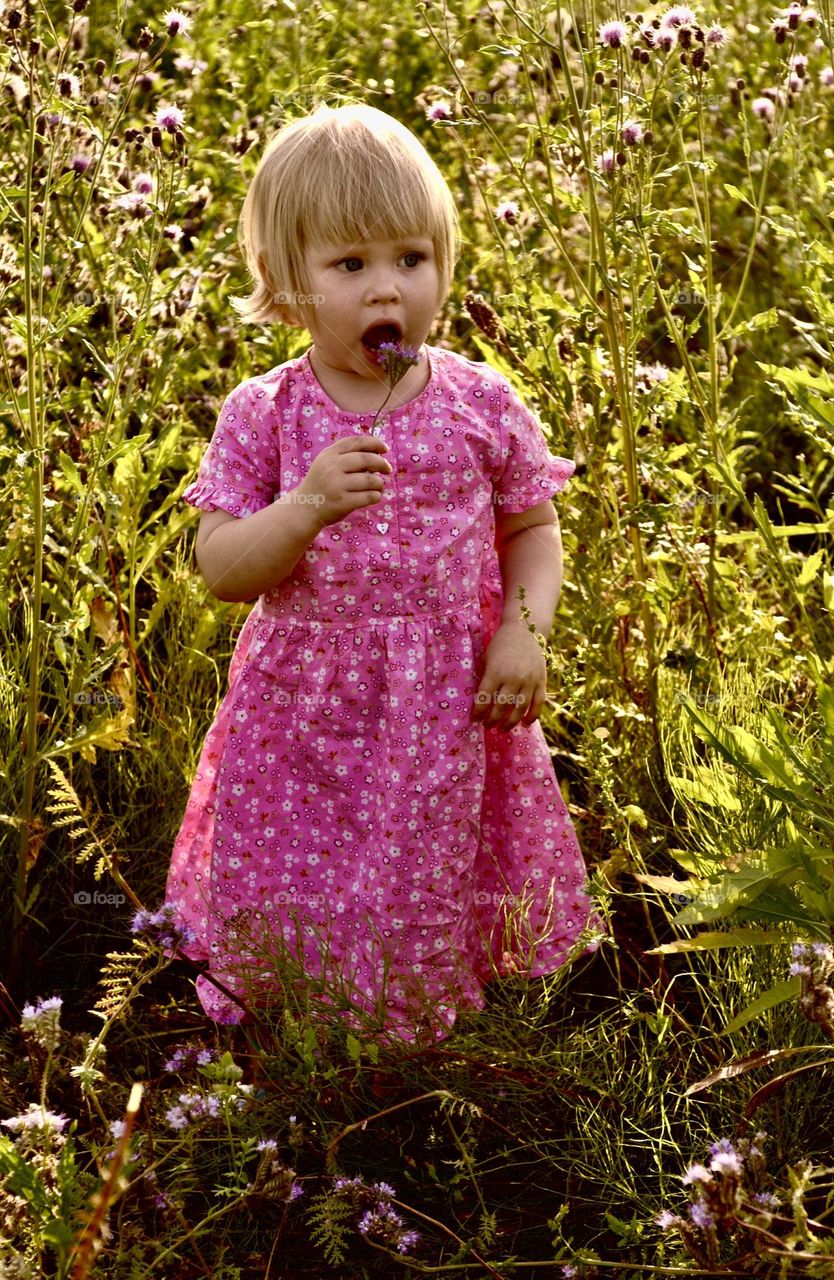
[622,119,644,145]
[495,200,519,223]
[155,104,185,132]
[596,149,617,173]
[162,7,191,36]
[751,96,776,119]
[598,20,628,47]
[426,101,453,121]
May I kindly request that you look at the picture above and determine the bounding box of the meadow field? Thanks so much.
[2,0,834,1275]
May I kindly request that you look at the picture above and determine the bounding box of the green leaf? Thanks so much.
[720,977,801,1036]
[57,451,85,497]
[647,928,792,954]
[724,182,754,208]
[797,548,824,590]
[668,767,741,810]
[346,1034,361,1064]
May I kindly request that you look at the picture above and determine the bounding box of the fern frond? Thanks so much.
[305,1190,355,1266]
[44,760,112,873]
[92,940,156,1021]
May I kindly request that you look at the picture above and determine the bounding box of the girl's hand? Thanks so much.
[296,435,393,530]
[472,620,548,732]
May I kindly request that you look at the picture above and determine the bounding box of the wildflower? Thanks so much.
[163,224,184,242]
[426,101,453,121]
[656,1209,679,1228]
[788,72,805,93]
[2,1105,69,1137]
[20,995,63,1051]
[165,1089,219,1130]
[596,148,617,172]
[130,903,195,949]
[771,16,789,39]
[682,1163,712,1186]
[622,119,644,144]
[163,1042,217,1072]
[133,172,154,194]
[57,73,81,99]
[690,1201,715,1229]
[635,362,670,391]
[710,1150,743,1176]
[598,19,627,47]
[71,154,93,174]
[752,96,776,119]
[367,341,422,409]
[790,960,812,975]
[705,24,727,45]
[495,199,519,223]
[257,1138,278,1153]
[791,53,808,74]
[786,0,803,27]
[661,4,697,25]
[358,1201,418,1252]
[464,291,506,344]
[109,1119,127,1141]
[162,7,191,36]
[155,104,185,132]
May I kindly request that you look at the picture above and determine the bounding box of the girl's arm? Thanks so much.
[473,501,563,730]
[196,496,323,602]
[495,501,563,636]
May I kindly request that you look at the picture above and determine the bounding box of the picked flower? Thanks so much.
[366,341,423,435]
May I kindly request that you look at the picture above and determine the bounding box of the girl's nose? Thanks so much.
[365,271,401,305]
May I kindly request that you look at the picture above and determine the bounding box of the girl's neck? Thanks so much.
[308,345,431,414]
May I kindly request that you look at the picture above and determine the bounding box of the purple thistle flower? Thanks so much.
[660,5,697,29]
[596,149,617,173]
[133,173,154,195]
[71,154,93,174]
[290,1181,304,1200]
[752,96,776,119]
[427,101,453,121]
[622,119,644,145]
[162,7,191,36]
[155,104,185,132]
[598,20,627,47]
[706,24,727,45]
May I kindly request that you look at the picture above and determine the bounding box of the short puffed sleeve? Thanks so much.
[492,380,575,514]
[182,379,281,518]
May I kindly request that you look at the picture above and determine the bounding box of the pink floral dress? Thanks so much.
[165,345,600,1039]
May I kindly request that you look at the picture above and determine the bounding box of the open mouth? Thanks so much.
[361,322,403,352]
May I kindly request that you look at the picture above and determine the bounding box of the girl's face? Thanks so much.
[300,235,441,379]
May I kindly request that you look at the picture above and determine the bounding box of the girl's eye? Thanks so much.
[335,251,426,271]
[338,257,363,272]
[402,251,426,267]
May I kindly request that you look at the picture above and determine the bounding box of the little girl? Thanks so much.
[165,102,601,1041]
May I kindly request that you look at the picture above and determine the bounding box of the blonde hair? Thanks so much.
[229,103,461,330]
